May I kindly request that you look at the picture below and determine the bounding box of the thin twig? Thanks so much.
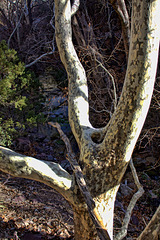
[25,51,54,68]
[114,158,144,240]
[8,11,23,48]
[48,121,111,240]
[96,59,117,111]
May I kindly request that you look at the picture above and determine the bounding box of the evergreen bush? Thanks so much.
[0,40,45,146]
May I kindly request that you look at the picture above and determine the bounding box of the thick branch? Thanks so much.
[0,146,75,204]
[102,0,160,166]
[55,0,93,148]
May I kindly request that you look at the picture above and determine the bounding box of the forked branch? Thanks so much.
[48,122,111,240]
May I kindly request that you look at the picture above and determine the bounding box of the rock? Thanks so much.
[47,155,54,161]
[120,183,133,196]
[35,133,46,141]
[53,106,68,118]
[39,74,59,94]
[61,122,72,135]
[47,96,67,109]
[38,123,59,140]
[15,137,31,152]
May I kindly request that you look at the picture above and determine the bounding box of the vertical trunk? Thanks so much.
[73,208,98,240]
[73,185,119,240]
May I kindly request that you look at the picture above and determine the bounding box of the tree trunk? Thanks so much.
[73,208,98,240]
[0,0,159,240]
[72,185,119,240]
[55,0,160,239]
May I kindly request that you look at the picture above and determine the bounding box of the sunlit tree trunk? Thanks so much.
[55,0,160,239]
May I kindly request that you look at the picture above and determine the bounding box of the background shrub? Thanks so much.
[0,40,45,146]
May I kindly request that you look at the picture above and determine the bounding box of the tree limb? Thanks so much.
[55,0,93,148]
[102,0,160,166]
[25,51,54,68]
[8,11,23,49]
[0,146,75,204]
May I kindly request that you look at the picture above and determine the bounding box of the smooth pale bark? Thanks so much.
[0,146,76,205]
[0,0,160,239]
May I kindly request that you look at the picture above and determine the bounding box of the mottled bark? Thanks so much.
[49,122,111,240]
[0,146,75,205]
[73,208,98,240]
[55,0,160,239]
[0,0,160,239]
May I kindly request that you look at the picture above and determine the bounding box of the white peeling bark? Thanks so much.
[0,146,75,204]
[0,0,159,239]
[55,0,93,149]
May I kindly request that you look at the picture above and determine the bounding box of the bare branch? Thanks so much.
[48,122,111,240]
[25,51,54,68]
[137,205,160,240]
[0,146,75,204]
[8,11,23,49]
[129,158,142,188]
[114,158,144,240]
[109,0,130,59]
[55,0,93,147]
[96,59,117,111]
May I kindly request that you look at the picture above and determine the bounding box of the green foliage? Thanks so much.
[0,40,45,146]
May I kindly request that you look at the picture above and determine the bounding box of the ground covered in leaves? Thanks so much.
[0,150,159,240]
[0,172,74,240]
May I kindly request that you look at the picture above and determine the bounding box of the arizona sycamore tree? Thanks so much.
[0,0,160,239]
